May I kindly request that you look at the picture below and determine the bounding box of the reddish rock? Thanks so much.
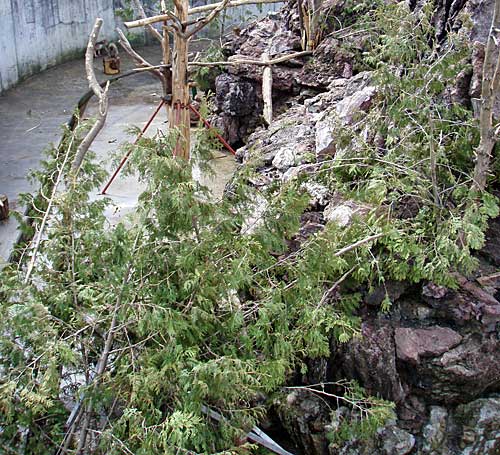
[333,322,406,403]
[394,327,462,364]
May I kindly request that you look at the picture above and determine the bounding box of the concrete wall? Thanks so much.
[0,0,118,92]
[190,0,284,39]
[0,0,284,93]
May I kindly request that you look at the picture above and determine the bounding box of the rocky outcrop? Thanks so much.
[230,79,500,455]
[216,1,500,453]
[212,73,262,146]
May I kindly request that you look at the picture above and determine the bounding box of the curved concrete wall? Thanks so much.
[0,0,118,92]
[0,0,284,93]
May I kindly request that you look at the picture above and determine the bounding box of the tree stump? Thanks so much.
[103,57,121,75]
[0,194,9,221]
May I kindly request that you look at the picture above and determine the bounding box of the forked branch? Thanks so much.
[116,28,168,94]
[186,0,231,38]
[131,0,163,42]
[71,18,110,177]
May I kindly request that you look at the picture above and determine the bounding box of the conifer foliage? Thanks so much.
[1,2,499,454]
[0,122,392,453]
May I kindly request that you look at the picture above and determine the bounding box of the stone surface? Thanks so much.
[394,326,463,364]
[275,390,331,455]
[240,193,268,235]
[213,73,262,146]
[378,424,415,455]
[0,0,119,93]
[333,322,406,403]
[421,406,448,454]
[455,397,500,455]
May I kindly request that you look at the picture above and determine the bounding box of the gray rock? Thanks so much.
[272,147,298,170]
[323,195,372,227]
[422,406,448,454]
[378,424,415,455]
[334,322,406,403]
[215,73,258,117]
[335,86,377,124]
[456,397,500,455]
[275,390,331,455]
[240,193,268,235]
[301,182,331,207]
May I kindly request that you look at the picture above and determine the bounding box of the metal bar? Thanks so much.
[200,405,295,455]
[101,99,165,195]
[187,103,236,155]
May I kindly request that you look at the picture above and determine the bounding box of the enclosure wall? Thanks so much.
[0,0,117,93]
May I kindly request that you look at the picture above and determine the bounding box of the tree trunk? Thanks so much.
[472,0,500,192]
[169,0,190,160]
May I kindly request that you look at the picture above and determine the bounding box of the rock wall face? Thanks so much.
[0,0,118,93]
[216,1,500,453]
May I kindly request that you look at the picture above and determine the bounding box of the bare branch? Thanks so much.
[187,50,313,67]
[124,13,172,29]
[131,0,163,42]
[125,0,282,27]
[116,27,167,93]
[24,133,76,285]
[71,18,110,176]
[188,0,282,15]
[185,0,231,38]
[333,233,384,257]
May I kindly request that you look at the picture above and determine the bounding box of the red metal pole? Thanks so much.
[187,103,236,156]
[101,99,165,195]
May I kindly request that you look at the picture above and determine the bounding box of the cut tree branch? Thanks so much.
[185,0,231,38]
[124,0,282,28]
[131,0,163,42]
[71,18,109,176]
[131,50,312,72]
[472,0,500,192]
[188,0,282,15]
[116,28,167,94]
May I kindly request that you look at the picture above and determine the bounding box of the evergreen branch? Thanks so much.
[24,132,76,284]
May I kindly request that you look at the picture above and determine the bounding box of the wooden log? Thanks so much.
[124,0,282,28]
[130,50,312,75]
[169,0,191,160]
[262,52,273,125]
[0,194,9,221]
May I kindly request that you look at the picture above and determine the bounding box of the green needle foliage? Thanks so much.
[0,122,390,453]
[1,3,498,454]
[312,2,499,287]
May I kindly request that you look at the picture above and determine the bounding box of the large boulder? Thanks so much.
[212,73,262,145]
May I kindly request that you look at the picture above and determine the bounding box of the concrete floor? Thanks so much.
[0,44,236,265]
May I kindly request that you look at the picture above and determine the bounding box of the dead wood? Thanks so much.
[71,18,110,177]
[472,0,500,192]
[131,0,163,42]
[116,27,168,94]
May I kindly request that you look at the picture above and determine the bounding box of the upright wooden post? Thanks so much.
[170,0,191,160]
[160,0,172,121]
[262,52,273,125]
